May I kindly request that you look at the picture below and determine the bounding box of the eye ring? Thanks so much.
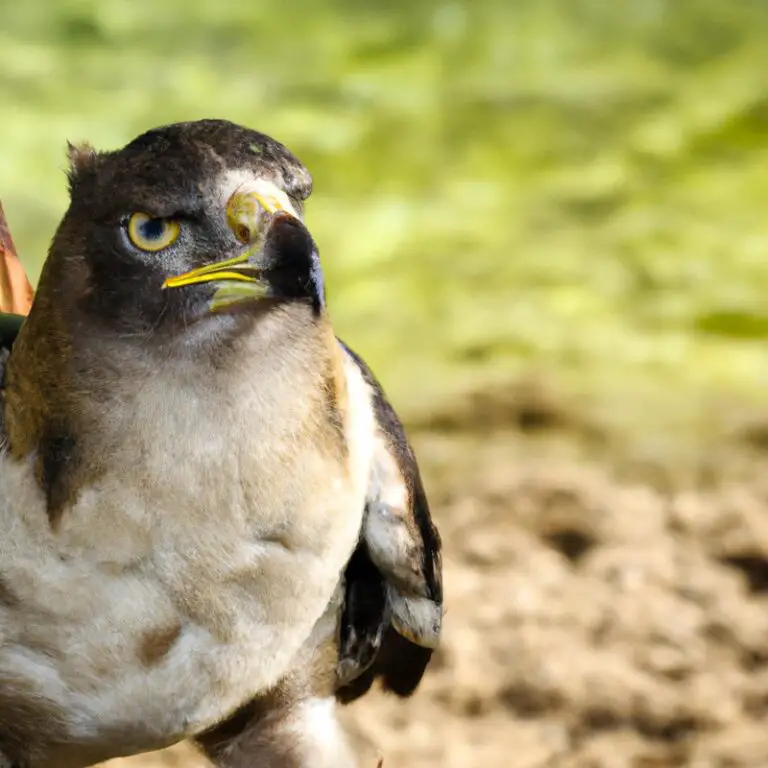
[126,213,181,252]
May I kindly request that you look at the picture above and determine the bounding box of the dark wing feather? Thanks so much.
[335,340,443,703]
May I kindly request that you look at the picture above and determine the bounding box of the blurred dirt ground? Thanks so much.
[100,383,768,768]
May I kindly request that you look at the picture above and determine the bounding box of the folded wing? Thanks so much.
[335,340,443,703]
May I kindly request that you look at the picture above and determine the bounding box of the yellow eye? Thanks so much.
[127,213,181,252]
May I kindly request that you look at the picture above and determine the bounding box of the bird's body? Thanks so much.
[0,310,373,766]
[0,120,442,768]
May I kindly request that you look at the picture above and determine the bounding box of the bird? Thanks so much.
[0,119,442,768]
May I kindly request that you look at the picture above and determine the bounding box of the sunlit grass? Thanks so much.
[1,0,767,437]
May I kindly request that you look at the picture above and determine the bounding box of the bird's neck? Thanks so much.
[3,297,341,526]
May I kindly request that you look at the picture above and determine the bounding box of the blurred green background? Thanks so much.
[1,0,767,439]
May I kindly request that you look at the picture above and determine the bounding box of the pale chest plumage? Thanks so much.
[0,316,374,767]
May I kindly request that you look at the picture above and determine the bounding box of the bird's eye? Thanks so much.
[126,213,181,252]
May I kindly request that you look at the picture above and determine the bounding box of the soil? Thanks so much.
[102,391,768,768]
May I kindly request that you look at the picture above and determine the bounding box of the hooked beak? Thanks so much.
[161,181,299,312]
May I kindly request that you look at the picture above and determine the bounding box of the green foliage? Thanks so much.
[1,0,767,429]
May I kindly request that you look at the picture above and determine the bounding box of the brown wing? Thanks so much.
[335,340,443,703]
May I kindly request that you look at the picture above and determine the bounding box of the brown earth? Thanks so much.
[102,386,768,768]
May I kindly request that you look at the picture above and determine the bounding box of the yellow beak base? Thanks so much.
[162,252,258,290]
[162,252,271,312]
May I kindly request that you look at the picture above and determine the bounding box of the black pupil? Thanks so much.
[139,218,166,241]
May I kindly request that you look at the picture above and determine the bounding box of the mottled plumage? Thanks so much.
[0,120,442,768]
